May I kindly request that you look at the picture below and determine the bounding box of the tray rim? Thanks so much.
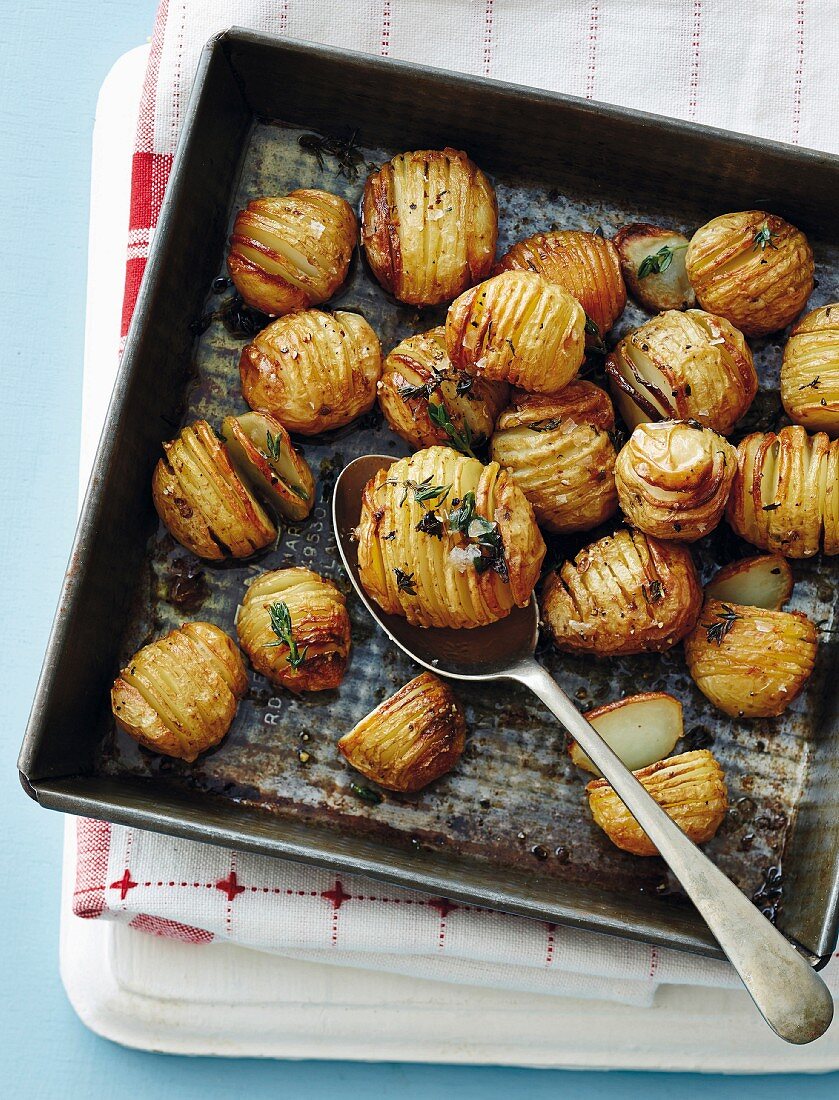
[19,26,839,966]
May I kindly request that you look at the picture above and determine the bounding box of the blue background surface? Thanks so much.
[0,2,836,1094]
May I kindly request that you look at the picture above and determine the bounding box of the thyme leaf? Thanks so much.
[447,491,477,535]
[637,244,687,278]
[265,429,283,462]
[385,475,452,508]
[644,579,666,603]
[415,510,445,539]
[350,782,383,805]
[752,220,777,251]
[264,601,308,669]
[428,401,477,458]
[705,603,742,645]
[394,567,418,595]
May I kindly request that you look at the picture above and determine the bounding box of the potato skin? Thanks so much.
[378,327,508,451]
[613,224,695,313]
[446,270,586,394]
[237,567,351,693]
[605,309,757,434]
[615,420,737,542]
[490,381,619,533]
[338,672,467,792]
[684,598,818,718]
[152,420,275,560]
[587,750,728,857]
[685,210,813,337]
[227,190,357,316]
[542,528,702,656]
[239,309,382,435]
[725,425,839,557]
[111,622,248,762]
[361,148,497,306]
[494,229,626,337]
[780,303,839,436]
[356,446,545,629]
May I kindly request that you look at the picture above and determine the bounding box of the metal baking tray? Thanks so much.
[19,28,839,962]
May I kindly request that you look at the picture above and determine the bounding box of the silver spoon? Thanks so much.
[333,453,833,1045]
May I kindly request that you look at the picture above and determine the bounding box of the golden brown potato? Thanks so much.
[570,692,683,777]
[613,224,695,313]
[152,420,275,560]
[378,327,508,453]
[494,229,626,338]
[542,528,702,656]
[338,672,467,792]
[489,381,619,533]
[227,190,357,316]
[605,309,757,434]
[725,425,839,557]
[586,750,728,857]
[684,598,818,718]
[685,211,814,337]
[446,271,586,394]
[705,554,793,611]
[361,148,497,306]
[111,622,248,762]
[780,303,839,436]
[239,309,382,435]
[222,411,314,523]
[615,420,737,542]
[356,446,545,629]
[236,567,351,693]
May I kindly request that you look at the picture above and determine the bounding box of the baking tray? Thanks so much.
[19,28,839,962]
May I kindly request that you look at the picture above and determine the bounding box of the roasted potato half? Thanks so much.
[152,420,275,560]
[378,327,508,452]
[446,270,586,394]
[605,309,757,434]
[227,190,357,316]
[361,148,497,306]
[613,224,695,313]
[705,554,793,611]
[615,420,737,542]
[356,446,545,629]
[237,567,351,693]
[222,411,314,523]
[542,528,702,656]
[338,672,467,792]
[587,750,728,857]
[490,381,619,533]
[780,303,839,436]
[494,229,626,338]
[239,309,382,435]
[111,622,248,762]
[726,425,839,557]
[570,692,683,777]
[684,598,818,718]
[685,210,814,337]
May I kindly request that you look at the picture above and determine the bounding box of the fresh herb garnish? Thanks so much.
[447,491,477,535]
[416,510,445,539]
[264,601,308,669]
[385,474,452,508]
[637,244,687,278]
[394,567,418,595]
[265,429,283,462]
[428,401,476,458]
[468,517,509,581]
[350,782,383,806]
[705,603,742,645]
[752,220,777,251]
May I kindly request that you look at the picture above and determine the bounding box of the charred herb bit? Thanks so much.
[264,601,308,670]
[217,294,271,338]
[529,417,563,433]
[454,372,474,397]
[211,275,233,293]
[593,225,605,238]
[386,474,452,509]
[637,244,687,278]
[505,337,517,356]
[799,376,820,390]
[164,556,209,611]
[752,220,777,252]
[297,129,373,181]
[350,782,383,806]
[396,365,443,402]
[685,418,705,431]
[447,491,477,535]
[416,510,445,539]
[428,401,477,458]
[644,579,666,603]
[705,603,742,645]
[394,567,418,595]
[382,530,397,541]
[762,502,782,511]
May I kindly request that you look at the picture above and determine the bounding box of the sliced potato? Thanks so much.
[569,692,683,777]
[222,411,314,522]
[613,224,695,313]
[705,554,793,611]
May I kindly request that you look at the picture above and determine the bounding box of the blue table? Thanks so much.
[1,2,835,1094]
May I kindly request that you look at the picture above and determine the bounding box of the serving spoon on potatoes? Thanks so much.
[333,453,833,1045]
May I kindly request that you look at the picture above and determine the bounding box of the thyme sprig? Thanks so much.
[637,244,687,278]
[705,603,742,645]
[428,401,476,458]
[752,220,777,252]
[799,376,820,390]
[394,567,418,594]
[264,601,308,669]
[385,474,452,508]
[265,429,283,462]
[298,129,373,181]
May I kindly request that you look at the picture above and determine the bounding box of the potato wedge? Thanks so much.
[613,224,695,313]
[705,554,793,611]
[570,692,683,777]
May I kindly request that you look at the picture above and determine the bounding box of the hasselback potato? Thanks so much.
[725,425,839,557]
[222,410,314,522]
[605,308,757,434]
[685,210,814,337]
[446,270,586,394]
[587,750,728,857]
[111,622,248,761]
[227,190,357,315]
[239,309,382,435]
[361,148,497,306]
[237,568,351,693]
[613,224,694,313]
[541,528,702,656]
[494,229,626,338]
[684,598,818,718]
[615,420,737,542]
[378,327,508,453]
[152,420,275,560]
[356,446,545,629]
[489,381,619,533]
[780,303,839,436]
[338,672,467,792]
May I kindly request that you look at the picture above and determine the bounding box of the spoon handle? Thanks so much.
[514,657,833,1045]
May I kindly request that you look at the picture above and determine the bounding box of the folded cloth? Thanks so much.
[80,0,839,1007]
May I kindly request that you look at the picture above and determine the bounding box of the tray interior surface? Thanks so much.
[21,32,839,959]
